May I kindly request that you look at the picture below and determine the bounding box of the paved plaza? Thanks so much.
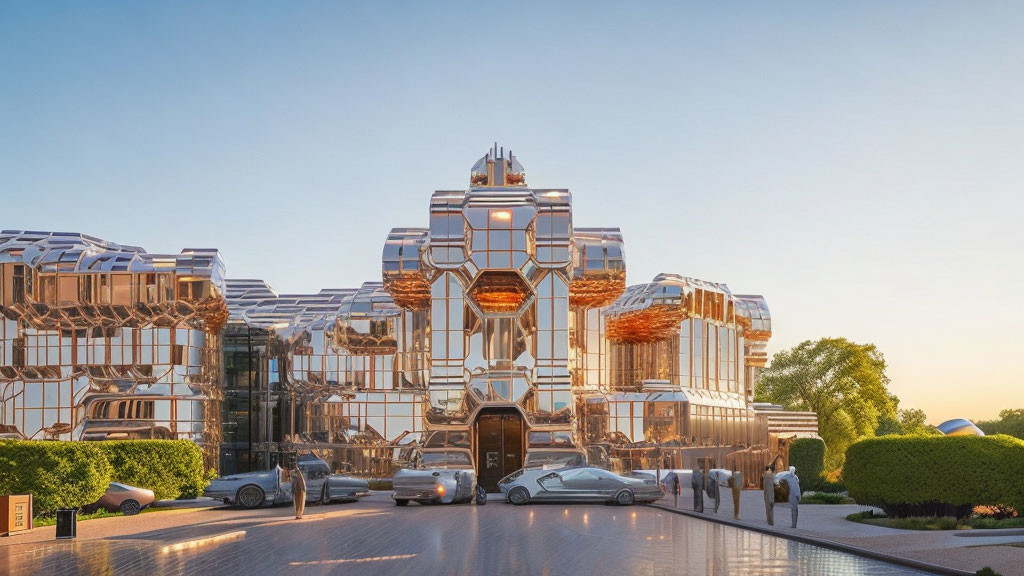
[651,484,1024,576]
[0,492,974,576]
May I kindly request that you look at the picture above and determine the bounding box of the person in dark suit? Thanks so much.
[691,467,704,512]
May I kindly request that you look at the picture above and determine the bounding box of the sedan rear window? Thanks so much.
[422,452,472,468]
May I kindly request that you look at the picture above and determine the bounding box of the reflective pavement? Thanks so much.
[2,494,938,576]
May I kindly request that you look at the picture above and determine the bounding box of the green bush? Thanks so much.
[790,438,826,490]
[96,440,208,500]
[844,435,1024,518]
[0,440,210,514]
[0,440,113,515]
[817,478,847,494]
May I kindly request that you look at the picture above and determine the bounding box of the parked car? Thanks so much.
[522,449,587,470]
[392,448,480,506]
[498,466,664,506]
[91,482,155,515]
[204,455,370,509]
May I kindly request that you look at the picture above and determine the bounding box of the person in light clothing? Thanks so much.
[763,465,775,526]
[785,472,801,528]
[291,466,307,519]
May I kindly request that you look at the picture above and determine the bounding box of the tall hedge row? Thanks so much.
[0,440,208,515]
[789,438,826,490]
[0,440,113,515]
[96,440,207,500]
[844,434,1024,518]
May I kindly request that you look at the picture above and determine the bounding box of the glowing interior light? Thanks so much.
[493,211,512,220]
[544,191,561,197]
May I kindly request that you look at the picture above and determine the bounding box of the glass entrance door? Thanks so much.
[475,410,524,492]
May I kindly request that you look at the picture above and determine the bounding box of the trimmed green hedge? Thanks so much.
[97,440,206,500]
[0,440,113,515]
[0,440,209,515]
[844,434,1024,518]
[790,438,826,490]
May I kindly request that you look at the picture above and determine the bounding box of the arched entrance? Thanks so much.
[474,408,525,492]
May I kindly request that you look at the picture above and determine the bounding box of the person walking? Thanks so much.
[708,470,721,513]
[762,465,775,526]
[730,470,743,519]
[662,471,680,507]
[691,466,704,512]
[291,465,307,519]
[785,472,801,528]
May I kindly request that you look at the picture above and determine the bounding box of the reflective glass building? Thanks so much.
[0,147,817,487]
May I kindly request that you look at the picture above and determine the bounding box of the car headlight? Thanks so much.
[436,484,446,496]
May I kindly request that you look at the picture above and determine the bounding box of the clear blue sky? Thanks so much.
[2,2,1021,422]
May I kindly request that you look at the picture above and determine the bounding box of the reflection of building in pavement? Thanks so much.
[0,147,819,484]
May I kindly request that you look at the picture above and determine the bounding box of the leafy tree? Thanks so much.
[755,338,896,468]
[976,409,1024,440]
[876,404,941,437]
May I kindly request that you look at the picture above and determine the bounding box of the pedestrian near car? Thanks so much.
[730,470,743,519]
[691,467,704,512]
[785,472,801,528]
[291,466,307,519]
[763,465,775,526]
[662,471,680,507]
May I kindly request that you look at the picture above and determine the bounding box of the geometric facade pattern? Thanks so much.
[0,148,817,481]
[0,231,226,468]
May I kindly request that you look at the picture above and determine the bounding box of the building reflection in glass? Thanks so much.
[0,147,818,482]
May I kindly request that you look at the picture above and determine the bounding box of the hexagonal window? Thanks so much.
[466,271,533,314]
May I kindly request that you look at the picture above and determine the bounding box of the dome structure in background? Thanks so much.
[936,418,985,436]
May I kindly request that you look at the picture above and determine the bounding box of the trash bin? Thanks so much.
[55,508,77,540]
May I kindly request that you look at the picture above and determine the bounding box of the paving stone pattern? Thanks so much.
[1,494,940,576]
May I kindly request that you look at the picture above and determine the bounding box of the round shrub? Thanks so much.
[790,438,826,490]
[0,440,112,515]
[844,434,1024,518]
[96,440,208,500]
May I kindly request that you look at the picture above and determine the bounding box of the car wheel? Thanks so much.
[395,499,409,507]
[615,489,635,506]
[120,500,141,516]
[507,487,531,506]
[320,484,331,505]
[475,485,487,505]
[237,484,266,509]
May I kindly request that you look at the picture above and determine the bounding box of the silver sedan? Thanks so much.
[204,457,370,509]
[498,466,663,506]
[392,449,480,506]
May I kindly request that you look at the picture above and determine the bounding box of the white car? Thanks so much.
[497,466,664,505]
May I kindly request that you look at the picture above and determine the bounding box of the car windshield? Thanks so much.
[421,452,472,468]
[525,451,584,469]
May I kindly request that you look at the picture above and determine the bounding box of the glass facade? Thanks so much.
[0,147,817,483]
[0,232,226,469]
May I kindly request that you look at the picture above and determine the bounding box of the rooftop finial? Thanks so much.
[470,143,526,187]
